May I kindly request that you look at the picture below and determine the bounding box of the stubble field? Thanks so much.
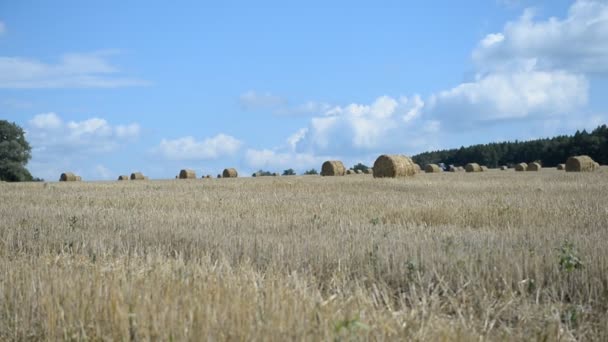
[1,169,607,340]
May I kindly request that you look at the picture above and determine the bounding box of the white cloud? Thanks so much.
[156,134,242,161]
[25,113,141,181]
[0,21,5,35]
[427,70,589,123]
[239,91,286,110]
[0,51,148,88]
[474,1,608,73]
[115,123,141,138]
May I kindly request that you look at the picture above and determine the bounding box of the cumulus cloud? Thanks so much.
[427,70,589,124]
[155,134,242,161]
[245,149,327,171]
[0,51,148,88]
[25,113,141,181]
[474,1,608,74]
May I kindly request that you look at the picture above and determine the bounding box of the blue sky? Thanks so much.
[1,0,606,180]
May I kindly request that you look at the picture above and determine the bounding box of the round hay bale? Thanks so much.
[480,166,489,172]
[372,155,416,178]
[179,169,196,179]
[566,155,597,172]
[130,172,145,180]
[355,169,363,174]
[363,168,372,174]
[413,164,422,173]
[515,163,527,172]
[346,169,355,175]
[465,163,481,173]
[59,172,78,182]
[500,165,508,170]
[527,162,541,171]
[321,160,346,176]
[75,176,82,181]
[425,164,442,173]
[118,175,129,181]
[448,165,459,172]
[206,175,211,179]
[222,168,238,178]
[557,164,566,170]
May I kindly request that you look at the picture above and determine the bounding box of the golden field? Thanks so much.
[1,168,607,341]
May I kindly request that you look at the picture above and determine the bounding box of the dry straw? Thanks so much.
[500,165,508,170]
[179,169,196,179]
[465,163,481,173]
[363,168,373,174]
[480,166,489,172]
[414,164,422,173]
[425,164,442,173]
[222,168,238,178]
[118,175,129,181]
[59,172,79,182]
[515,163,528,172]
[321,161,346,176]
[372,155,416,178]
[566,155,598,172]
[130,172,145,180]
[557,164,566,170]
[527,162,541,171]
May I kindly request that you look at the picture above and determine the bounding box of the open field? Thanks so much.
[1,169,607,340]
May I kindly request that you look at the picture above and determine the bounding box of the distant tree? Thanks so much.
[252,170,273,177]
[352,163,370,173]
[303,168,318,175]
[0,120,33,182]
[282,168,296,176]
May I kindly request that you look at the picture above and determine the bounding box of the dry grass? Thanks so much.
[1,170,607,340]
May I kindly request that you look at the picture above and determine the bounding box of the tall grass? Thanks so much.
[0,169,607,340]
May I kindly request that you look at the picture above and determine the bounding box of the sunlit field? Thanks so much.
[1,169,607,340]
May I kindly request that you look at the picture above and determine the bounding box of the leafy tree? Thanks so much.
[0,120,33,182]
[352,163,370,173]
[282,168,296,176]
[304,168,318,175]
[252,170,273,177]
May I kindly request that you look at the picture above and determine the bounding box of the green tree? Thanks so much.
[303,168,318,175]
[352,163,369,173]
[0,120,33,182]
[282,168,296,176]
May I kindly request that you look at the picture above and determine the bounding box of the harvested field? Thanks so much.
[1,170,607,340]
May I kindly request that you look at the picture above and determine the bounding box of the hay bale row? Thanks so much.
[222,168,238,178]
[527,162,541,171]
[566,155,598,172]
[130,172,146,180]
[118,175,129,181]
[373,155,416,178]
[59,172,81,182]
[179,169,196,179]
[321,161,346,176]
[515,163,527,172]
[425,164,442,173]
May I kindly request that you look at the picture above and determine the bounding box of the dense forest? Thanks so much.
[412,125,608,168]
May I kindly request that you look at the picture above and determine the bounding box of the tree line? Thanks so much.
[412,125,608,168]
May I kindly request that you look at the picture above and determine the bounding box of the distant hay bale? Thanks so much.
[75,176,82,181]
[448,165,460,172]
[206,175,211,179]
[566,155,598,172]
[515,163,527,172]
[500,165,508,170]
[480,166,489,172]
[346,169,355,175]
[414,164,422,173]
[321,160,346,176]
[557,164,566,170]
[222,168,238,178]
[363,168,372,174]
[130,172,145,180]
[372,155,416,178]
[118,175,129,181]
[425,164,442,173]
[59,172,79,182]
[465,163,481,173]
[179,169,196,179]
[355,169,363,174]
[527,162,541,171]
